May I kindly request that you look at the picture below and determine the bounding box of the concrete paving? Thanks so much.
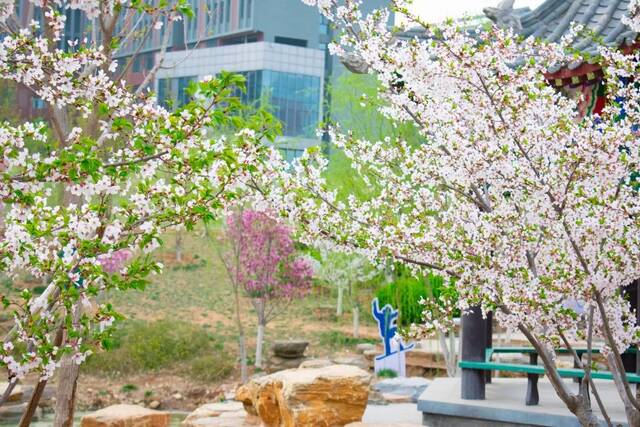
[418,377,628,426]
[363,403,422,424]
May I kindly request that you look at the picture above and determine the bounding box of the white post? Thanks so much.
[352,306,360,338]
[255,323,265,369]
[336,286,344,316]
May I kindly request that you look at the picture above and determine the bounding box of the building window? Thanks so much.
[219,0,224,28]
[186,0,199,42]
[319,15,329,35]
[234,70,320,138]
[157,78,172,109]
[146,54,154,71]
[157,76,197,110]
[220,33,258,45]
[31,97,45,110]
[132,56,141,72]
[177,77,194,107]
[205,0,217,37]
[279,148,304,164]
[274,36,307,48]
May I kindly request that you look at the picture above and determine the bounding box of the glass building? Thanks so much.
[156,40,325,144]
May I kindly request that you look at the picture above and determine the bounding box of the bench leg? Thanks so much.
[526,353,539,406]
[526,374,540,405]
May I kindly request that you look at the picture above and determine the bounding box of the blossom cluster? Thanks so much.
[224,210,313,306]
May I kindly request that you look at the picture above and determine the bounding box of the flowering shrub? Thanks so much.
[250,0,640,424]
[222,210,313,367]
[225,210,313,303]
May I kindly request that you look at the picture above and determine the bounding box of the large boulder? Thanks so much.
[80,404,170,427]
[298,358,332,369]
[181,401,260,427]
[346,423,422,427]
[271,340,308,359]
[373,377,430,403]
[236,364,371,427]
[268,355,308,372]
[355,343,376,354]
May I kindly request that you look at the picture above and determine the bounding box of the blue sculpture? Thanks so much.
[372,298,414,362]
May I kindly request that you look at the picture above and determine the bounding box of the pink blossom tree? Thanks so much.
[222,210,313,370]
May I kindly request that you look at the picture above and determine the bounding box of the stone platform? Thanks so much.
[418,377,627,427]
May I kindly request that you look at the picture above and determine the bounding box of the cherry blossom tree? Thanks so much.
[313,243,376,337]
[0,1,280,424]
[250,0,640,425]
[222,210,313,369]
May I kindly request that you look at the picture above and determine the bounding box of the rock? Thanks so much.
[271,340,308,359]
[298,359,332,369]
[363,349,377,369]
[268,355,307,372]
[0,383,23,403]
[173,393,183,400]
[0,402,41,423]
[380,393,413,404]
[149,400,161,409]
[236,364,371,427]
[373,377,430,403]
[356,343,376,354]
[331,355,368,370]
[80,404,170,427]
[182,401,259,427]
[183,401,244,422]
[346,423,422,427]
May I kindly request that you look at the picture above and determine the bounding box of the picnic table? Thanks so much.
[459,346,640,405]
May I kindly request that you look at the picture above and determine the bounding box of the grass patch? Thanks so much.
[121,384,138,393]
[318,330,377,348]
[84,319,234,383]
[377,368,398,378]
[186,354,234,382]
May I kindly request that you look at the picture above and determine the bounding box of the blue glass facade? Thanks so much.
[157,76,197,109]
[241,70,321,138]
[157,70,320,139]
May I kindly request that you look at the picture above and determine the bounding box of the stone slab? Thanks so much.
[418,377,627,427]
[361,403,422,424]
[374,377,430,403]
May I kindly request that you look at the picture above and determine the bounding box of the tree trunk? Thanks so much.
[175,231,183,263]
[255,323,265,369]
[352,306,360,338]
[54,355,80,427]
[438,332,457,378]
[18,380,47,427]
[233,282,248,383]
[239,332,248,383]
[336,286,344,317]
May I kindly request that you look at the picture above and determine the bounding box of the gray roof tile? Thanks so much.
[519,0,637,51]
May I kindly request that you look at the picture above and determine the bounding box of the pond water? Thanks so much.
[2,411,188,426]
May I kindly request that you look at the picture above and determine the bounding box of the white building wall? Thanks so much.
[156,42,325,80]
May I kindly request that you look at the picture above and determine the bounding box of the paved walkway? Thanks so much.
[363,403,422,424]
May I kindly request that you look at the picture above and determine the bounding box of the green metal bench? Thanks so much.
[459,347,640,406]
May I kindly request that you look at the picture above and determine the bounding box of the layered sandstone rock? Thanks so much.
[80,404,170,427]
[236,364,371,427]
[181,401,260,427]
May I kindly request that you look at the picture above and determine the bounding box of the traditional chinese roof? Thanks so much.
[519,0,637,71]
